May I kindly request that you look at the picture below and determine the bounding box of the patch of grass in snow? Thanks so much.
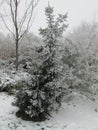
[8,122,19,129]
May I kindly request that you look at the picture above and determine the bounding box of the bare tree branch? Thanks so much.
[18,0,40,40]
[0,13,15,37]
[10,0,15,25]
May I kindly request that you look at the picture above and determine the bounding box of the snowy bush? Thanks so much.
[61,40,96,93]
[14,4,68,121]
[0,69,31,94]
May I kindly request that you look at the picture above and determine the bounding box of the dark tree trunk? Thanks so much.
[16,39,18,71]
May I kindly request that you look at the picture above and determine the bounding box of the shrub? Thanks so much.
[14,4,68,121]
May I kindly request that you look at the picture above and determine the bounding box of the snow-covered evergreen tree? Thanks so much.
[14,4,68,121]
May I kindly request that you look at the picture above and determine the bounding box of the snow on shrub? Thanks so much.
[14,4,68,121]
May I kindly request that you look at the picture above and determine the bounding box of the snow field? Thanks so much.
[0,92,98,130]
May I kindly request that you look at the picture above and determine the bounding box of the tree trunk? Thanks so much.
[16,39,18,71]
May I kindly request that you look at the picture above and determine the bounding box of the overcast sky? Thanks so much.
[0,0,98,35]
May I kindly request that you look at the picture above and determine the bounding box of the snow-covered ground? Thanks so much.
[0,92,98,130]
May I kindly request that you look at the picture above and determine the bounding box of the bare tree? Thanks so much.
[0,0,40,70]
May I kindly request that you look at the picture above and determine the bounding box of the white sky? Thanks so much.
[0,0,98,35]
